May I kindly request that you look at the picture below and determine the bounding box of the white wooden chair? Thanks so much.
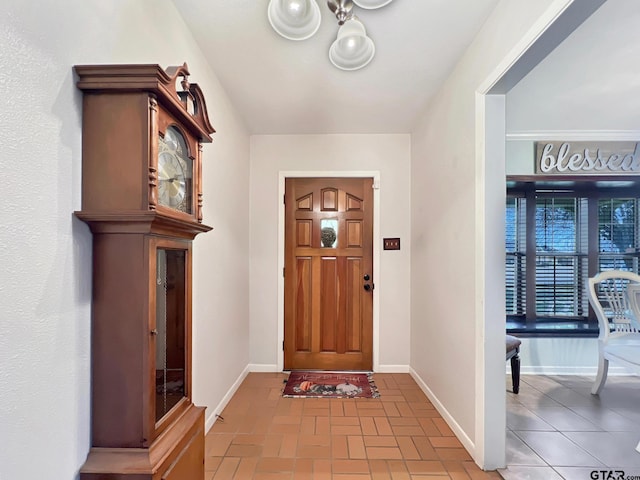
[587,270,640,395]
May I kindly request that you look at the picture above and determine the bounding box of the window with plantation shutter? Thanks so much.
[505,183,640,334]
[505,197,526,316]
[598,198,640,272]
[534,196,589,318]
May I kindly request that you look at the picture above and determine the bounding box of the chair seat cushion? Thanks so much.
[506,335,521,353]
[607,333,640,347]
[605,345,640,366]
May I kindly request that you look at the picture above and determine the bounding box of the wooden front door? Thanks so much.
[284,177,373,371]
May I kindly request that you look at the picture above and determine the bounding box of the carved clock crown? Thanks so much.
[74,63,215,232]
[75,62,215,141]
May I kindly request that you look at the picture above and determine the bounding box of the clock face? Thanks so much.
[158,127,192,213]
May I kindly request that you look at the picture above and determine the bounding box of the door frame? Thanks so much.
[474,0,607,468]
[277,171,381,372]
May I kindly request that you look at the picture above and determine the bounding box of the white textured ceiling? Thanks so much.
[172,0,501,134]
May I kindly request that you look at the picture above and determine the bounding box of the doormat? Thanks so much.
[282,371,380,399]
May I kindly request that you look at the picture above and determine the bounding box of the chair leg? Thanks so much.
[510,353,520,394]
[591,354,609,395]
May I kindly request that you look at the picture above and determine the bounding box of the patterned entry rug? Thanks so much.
[282,371,380,399]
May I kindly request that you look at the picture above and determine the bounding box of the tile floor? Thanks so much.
[501,374,640,480]
[204,372,502,479]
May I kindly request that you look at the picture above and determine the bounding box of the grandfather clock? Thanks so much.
[74,63,214,479]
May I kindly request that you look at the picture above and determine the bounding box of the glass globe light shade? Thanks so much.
[329,17,375,71]
[268,0,321,41]
[353,0,393,8]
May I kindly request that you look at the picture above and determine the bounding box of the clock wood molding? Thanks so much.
[74,62,214,139]
[74,62,215,228]
[74,63,214,480]
[148,96,159,212]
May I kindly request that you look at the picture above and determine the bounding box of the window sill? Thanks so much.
[507,318,598,337]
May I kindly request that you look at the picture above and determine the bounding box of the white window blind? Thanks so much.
[534,197,588,317]
[506,183,640,331]
[598,198,640,273]
[506,197,526,315]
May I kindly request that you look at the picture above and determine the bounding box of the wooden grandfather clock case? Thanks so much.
[74,63,214,480]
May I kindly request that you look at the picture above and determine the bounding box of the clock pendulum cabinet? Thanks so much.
[73,63,215,480]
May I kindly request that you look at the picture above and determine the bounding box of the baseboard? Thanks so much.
[246,364,410,373]
[518,365,632,375]
[375,364,410,373]
[409,367,475,456]
[248,363,279,372]
[204,365,250,433]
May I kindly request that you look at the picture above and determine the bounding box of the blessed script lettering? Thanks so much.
[536,142,640,174]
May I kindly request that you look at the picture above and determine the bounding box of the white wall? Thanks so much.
[518,338,595,374]
[505,0,640,372]
[507,0,640,135]
[518,337,632,376]
[0,2,250,479]
[249,134,411,371]
[410,0,568,468]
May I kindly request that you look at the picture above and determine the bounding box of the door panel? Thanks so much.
[284,177,373,371]
[295,257,312,352]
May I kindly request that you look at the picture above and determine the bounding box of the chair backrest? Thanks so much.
[587,270,640,340]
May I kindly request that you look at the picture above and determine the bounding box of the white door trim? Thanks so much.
[277,171,381,372]
[474,0,606,469]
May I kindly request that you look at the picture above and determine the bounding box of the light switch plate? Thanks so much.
[383,238,400,250]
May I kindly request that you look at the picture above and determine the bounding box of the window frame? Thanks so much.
[506,179,640,336]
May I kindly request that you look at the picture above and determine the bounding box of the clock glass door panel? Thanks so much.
[155,248,187,422]
[158,126,193,214]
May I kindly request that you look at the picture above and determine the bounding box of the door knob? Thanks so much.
[364,284,372,291]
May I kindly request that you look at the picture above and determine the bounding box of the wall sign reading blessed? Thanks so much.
[535,141,640,175]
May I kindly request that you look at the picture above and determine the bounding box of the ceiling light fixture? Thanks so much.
[267,0,322,41]
[267,0,394,71]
